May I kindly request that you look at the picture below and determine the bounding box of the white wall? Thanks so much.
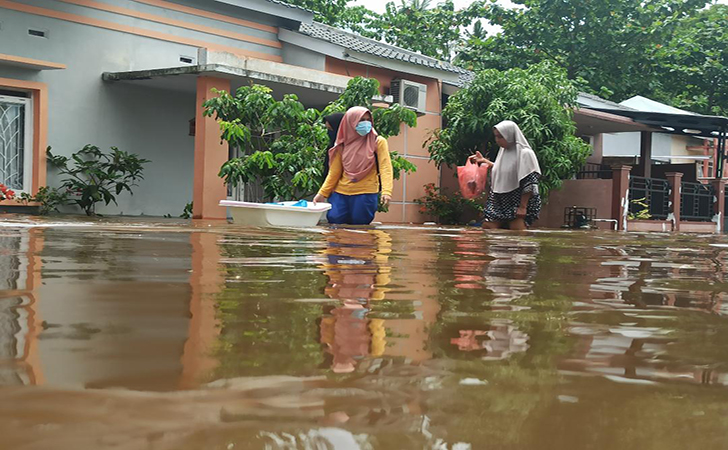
[602,132,674,159]
[281,42,326,72]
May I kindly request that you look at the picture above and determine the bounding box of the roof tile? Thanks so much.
[298,22,471,77]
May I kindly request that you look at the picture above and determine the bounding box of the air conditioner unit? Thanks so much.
[390,79,427,114]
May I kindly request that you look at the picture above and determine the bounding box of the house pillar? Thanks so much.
[639,131,652,178]
[712,178,726,231]
[611,165,631,231]
[193,76,230,220]
[666,172,683,231]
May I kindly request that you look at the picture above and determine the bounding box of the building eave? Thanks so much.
[279,29,462,83]
[213,0,313,25]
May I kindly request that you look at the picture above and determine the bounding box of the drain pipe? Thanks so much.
[593,219,618,231]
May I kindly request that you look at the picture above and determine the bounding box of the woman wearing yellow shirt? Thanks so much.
[313,106,393,225]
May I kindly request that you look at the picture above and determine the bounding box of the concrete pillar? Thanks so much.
[611,165,632,231]
[666,172,683,231]
[712,178,726,231]
[193,76,230,220]
[639,131,652,178]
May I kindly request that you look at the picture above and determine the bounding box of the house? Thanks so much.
[579,94,714,181]
[541,92,728,232]
[0,0,470,222]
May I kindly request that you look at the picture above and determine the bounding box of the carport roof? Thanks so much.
[101,63,350,108]
[588,108,728,138]
[573,108,656,135]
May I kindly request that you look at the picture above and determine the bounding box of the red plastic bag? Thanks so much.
[457,160,489,199]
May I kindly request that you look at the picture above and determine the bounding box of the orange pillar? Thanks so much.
[193,76,230,219]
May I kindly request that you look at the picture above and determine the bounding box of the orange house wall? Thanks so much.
[325,57,442,224]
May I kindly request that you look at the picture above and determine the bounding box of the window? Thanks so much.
[578,135,593,146]
[0,95,33,192]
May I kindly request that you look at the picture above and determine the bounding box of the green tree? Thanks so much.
[282,0,377,36]
[653,4,728,116]
[281,0,349,26]
[365,0,486,61]
[202,77,416,202]
[456,0,710,102]
[400,0,433,11]
[426,61,591,196]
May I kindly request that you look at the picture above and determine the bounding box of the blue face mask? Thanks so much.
[355,121,372,136]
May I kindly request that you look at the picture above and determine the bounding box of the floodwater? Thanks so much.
[1,216,728,450]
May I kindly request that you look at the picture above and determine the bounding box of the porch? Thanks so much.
[102,49,354,219]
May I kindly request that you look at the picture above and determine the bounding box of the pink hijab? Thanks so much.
[328,106,378,182]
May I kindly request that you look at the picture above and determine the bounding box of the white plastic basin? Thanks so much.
[219,200,331,227]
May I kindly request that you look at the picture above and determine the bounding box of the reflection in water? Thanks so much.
[0,228,42,386]
[1,219,728,449]
[449,319,529,360]
[320,229,391,373]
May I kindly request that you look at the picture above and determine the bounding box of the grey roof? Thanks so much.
[264,0,313,13]
[298,22,472,76]
[455,71,475,87]
[577,92,636,111]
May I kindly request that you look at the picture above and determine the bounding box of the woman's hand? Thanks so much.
[313,194,326,204]
[468,151,492,166]
[381,194,392,207]
[516,191,530,218]
[516,205,527,218]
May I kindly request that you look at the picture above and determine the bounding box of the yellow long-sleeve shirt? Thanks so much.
[318,136,394,198]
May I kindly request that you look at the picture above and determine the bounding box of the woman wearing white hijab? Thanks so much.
[468,120,542,230]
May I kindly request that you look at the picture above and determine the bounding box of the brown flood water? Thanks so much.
[1,215,728,450]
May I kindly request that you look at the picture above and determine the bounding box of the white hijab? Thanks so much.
[491,120,541,194]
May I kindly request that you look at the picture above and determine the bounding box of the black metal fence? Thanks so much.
[629,176,670,220]
[575,163,613,180]
[680,181,715,222]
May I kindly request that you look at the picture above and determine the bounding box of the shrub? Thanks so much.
[47,145,150,216]
[16,186,68,215]
[415,183,485,225]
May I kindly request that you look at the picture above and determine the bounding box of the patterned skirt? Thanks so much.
[484,172,542,226]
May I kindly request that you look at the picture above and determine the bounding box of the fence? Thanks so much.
[575,163,613,180]
[680,181,715,222]
[629,176,670,220]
